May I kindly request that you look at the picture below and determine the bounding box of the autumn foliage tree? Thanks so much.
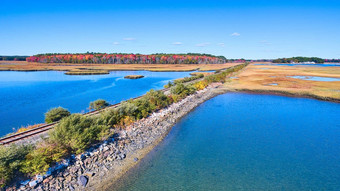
[26,53,227,64]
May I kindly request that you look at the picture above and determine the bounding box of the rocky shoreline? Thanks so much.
[8,83,223,191]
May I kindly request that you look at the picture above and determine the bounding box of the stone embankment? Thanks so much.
[10,83,223,191]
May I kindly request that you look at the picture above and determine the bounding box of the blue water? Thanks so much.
[115,93,340,191]
[288,75,340,82]
[254,63,340,67]
[0,71,192,136]
[267,83,278,86]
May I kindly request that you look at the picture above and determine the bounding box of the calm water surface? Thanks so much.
[288,75,340,82]
[0,71,192,136]
[114,93,340,191]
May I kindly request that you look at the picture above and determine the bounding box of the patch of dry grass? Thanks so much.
[65,69,109,75]
[190,72,214,76]
[224,64,340,101]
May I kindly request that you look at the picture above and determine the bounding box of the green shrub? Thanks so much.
[164,81,174,88]
[174,74,203,84]
[89,99,110,110]
[21,142,67,175]
[118,101,139,117]
[145,89,172,110]
[98,109,124,127]
[113,90,172,121]
[45,107,71,123]
[21,114,112,175]
[170,83,185,95]
[0,145,32,188]
[198,74,204,78]
[49,114,111,154]
[171,83,196,98]
[130,98,153,119]
[171,94,181,103]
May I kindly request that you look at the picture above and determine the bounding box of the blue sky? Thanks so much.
[1,0,339,59]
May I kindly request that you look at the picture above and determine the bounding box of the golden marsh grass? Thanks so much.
[0,61,239,73]
[224,64,340,101]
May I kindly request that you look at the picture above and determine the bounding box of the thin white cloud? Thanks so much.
[218,43,225,47]
[123,37,136,41]
[231,32,240,37]
[113,42,120,45]
[196,42,210,47]
[259,40,272,45]
[172,42,183,45]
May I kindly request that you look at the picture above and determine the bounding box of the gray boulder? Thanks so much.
[29,180,38,188]
[78,175,88,187]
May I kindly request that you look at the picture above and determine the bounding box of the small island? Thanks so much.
[124,75,144,79]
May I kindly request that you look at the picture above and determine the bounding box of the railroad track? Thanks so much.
[0,123,56,145]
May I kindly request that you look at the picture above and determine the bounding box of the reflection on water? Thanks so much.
[114,93,340,191]
[0,71,192,136]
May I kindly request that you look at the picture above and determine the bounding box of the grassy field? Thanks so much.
[224,64,340,101]
[0,61,240,73]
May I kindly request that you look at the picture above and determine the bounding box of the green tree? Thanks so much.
[0,145,32,188]
[89,99,110,110]
[21,142,67,175]
[45,107,71,123]
[49,114,111,154]
[170,83,196,99]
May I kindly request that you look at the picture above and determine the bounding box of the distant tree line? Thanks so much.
[324,59,340,63]
[272,57,324,63]
[0,56,28,61]
[250,59,273,62]
[26,53,227,64]
[227,59,247,63]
